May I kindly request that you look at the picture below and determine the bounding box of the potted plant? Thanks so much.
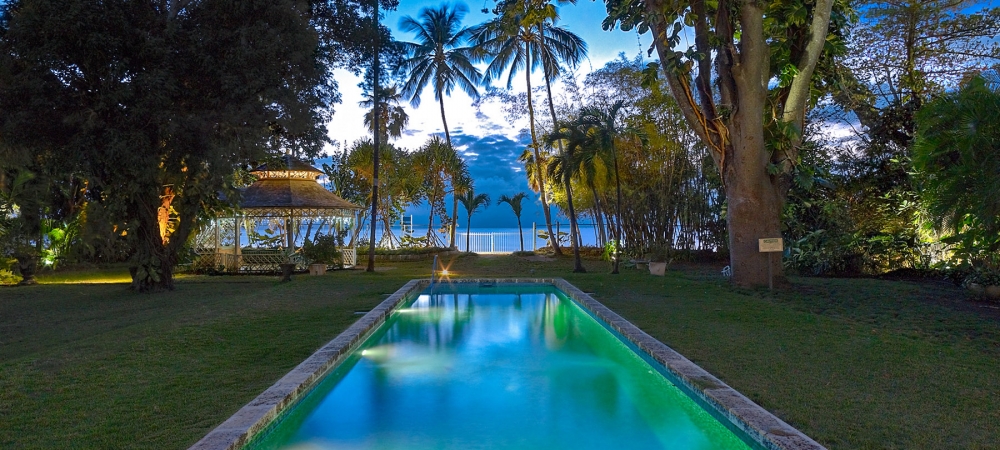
[647,246,671,276]
[303,234,342,276]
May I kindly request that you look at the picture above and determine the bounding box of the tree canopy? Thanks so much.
[0,0,395,291]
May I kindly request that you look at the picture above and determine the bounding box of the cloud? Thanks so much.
[400,130,548,229]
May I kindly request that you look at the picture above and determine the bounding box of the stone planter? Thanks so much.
[648,261,667,276]
[308,264,327,276]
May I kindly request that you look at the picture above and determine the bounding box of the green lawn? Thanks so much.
[1,255,998,449]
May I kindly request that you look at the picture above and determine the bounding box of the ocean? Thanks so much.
[368,222,603,253]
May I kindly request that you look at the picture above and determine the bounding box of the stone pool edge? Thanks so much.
[188,278,428,450]
[552,279,825,450]
[189,277,825,450]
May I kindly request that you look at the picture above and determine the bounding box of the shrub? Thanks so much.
[0,269,21,285]
[303,234,342,266]
[964,267,1000,288]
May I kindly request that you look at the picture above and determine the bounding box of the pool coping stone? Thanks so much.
[190,277,825,450]
[552,279,825,450]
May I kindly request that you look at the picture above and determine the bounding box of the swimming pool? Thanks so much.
[190,279,823,450]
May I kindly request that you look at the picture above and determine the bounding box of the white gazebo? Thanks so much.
[194,156,362,273]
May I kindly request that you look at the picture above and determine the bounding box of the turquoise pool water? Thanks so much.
[245,284,753,449]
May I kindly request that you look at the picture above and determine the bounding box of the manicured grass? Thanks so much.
[1,255,998,449]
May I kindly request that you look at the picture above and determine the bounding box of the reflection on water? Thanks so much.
[247,286,751,450]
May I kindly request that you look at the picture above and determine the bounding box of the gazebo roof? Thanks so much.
[239,156,361,217]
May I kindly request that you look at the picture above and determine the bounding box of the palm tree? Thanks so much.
[578,100,642,274]
[443,150,471,249]
[398,3,480,145]
[412,137,453,246]
[398,4,481,249]
[458,188,490,252]
[348,139,421,249]
[545,121,589,273]
[360,85,409,142]
[471,1,586,255]
[498,192,528,251]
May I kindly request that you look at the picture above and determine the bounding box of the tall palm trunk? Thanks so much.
[426,183,438,246]
[564,176,585,272]
[524,45,561,255]
[439,96,452,145]
[536,22,568,256]
[450,186,460,249]
[516,214,524,251]
[611,142,623,274]
[465,214,472,252]
[439,96,462,250]
[366,6,381,272]
[589,185,607,245]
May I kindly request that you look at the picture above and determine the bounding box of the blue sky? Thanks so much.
[325,0,653,229]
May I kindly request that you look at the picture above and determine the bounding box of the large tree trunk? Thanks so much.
[723,1,783,287]
[130,241,175,292]
[723,128,783,287]
[128,182,202,292]
[129,196,176,292]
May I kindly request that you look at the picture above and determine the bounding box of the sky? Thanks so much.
[322,0,653,229]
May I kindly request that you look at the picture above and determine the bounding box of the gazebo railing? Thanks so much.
[239,249,305,273]
[195,247,356,273]
[341,248,357,268]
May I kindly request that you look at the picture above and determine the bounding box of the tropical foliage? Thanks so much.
[412,137,469,247]
[360,85,410,142]
[913,75,1000,273]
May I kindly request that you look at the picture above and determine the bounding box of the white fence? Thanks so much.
[457,232,536,254]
